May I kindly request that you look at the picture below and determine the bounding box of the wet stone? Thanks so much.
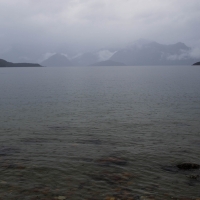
[105,193,138,200]
[91,171,134,185]
[54,196,66,200]
[105,197,116,200]
[187,181,196,187]
[177,163,200,170]
[1,163,26,170]
[0,181,7,185]
[140,196,156,200]
[187,175,200,180]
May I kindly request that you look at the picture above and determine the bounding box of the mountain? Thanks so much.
[2,40,198,67]
[71,52,98,66]
[193,62,200,65]
[71,50,117,66]
[110,41,199,66]
[91,60,126,66]
[41,53,73,67]
[0,59,41,67]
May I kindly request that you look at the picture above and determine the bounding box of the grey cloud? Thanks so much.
[167,51,190,61]
[0,0,200,62]
[189,48,200,59]
[97,50,116,61]
[167,48,200,61]
[39,52,56,62]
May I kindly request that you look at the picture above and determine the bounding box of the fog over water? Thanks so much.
[0,0,200,62]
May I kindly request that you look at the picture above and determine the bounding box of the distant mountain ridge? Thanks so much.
[71,52,98,66]
[2,40,199,66]
[0,59,41,67]
[71,50,117,66]
[110,41,198,66]
[70,40,199,66]
[41,53,73,67]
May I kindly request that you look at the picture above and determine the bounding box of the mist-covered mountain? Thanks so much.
[0,59,41,67]
[1,40,199,66]
[71,40,199,66]
[41,53,73,67]
[110,41,199,66]
[71,50,117,66]
[71,52,98,66]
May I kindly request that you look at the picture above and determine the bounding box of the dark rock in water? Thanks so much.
[187,181,196,187]
[91,170,135,186]
[161,166,179,173]
[193,62,200,65]
[0,147,20,156]
[1,163,26,170]
[187,174,200,180]
[176,163,200,170]
[96,157,128,166]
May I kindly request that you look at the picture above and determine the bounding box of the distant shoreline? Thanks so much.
[0,58,42,67]
[193,62,200,65]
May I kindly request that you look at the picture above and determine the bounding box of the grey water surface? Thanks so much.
[0,66,200,200]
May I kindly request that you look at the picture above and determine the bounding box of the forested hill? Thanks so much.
[193,62,200,65]
[0,59,41,67]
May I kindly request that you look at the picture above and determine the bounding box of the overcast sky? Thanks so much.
[0,0,200,62]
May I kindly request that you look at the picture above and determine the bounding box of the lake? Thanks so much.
[0,66,200,200]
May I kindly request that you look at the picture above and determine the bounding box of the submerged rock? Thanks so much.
[140,196,156,200]
[105,188,139,200]
[96,157,128,166]
[91,172,131,185]
[0,147,20,156]
[176,163,200,170]
[187,174,200,180]
[161,166,179,173]
[105,197,116,200]
[55,196,66,200]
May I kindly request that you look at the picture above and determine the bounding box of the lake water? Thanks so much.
[0,66,200,200]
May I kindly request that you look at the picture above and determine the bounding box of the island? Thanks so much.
[90,60,126,66]
[193,62,200,65]
[0,59,41,67]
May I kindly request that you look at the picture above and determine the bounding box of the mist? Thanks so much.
[0,0,200,62]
